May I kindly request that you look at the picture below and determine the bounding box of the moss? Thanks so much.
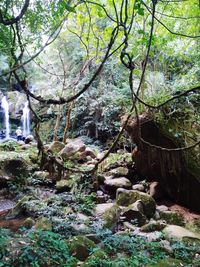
[35,217,52,231]
[146,258,183,267]
[68,236,96,261]
[116,190,156,218]
[102,204,121,229]
[160,211,185,226]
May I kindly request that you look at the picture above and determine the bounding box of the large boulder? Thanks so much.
[121,200,147,226]
[59,139,86,160]
[163,225,200,242]
[116,188,156,218]
[0,157,29,178]
[68,236,96,261]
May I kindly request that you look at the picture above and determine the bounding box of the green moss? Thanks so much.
[68,236,96,261]
[102,204,121,229]
[146,258,183,267]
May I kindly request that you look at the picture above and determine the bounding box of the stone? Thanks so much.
[68,236,96,261]
[56,179,71,193]
[59,139,86,160]
[104,177,132,190]
[123,221,138,231]
[140,220,166,232]
[160,240,173,254]
[79,147,96,161]
[94,203,115,217]
[25,135,34,144]
[102,204,121,229]
[156,205,169,212]
[108,167,129,177]
[132,184,145,192]
[48,141,65,154]
[163,225,200,241]
[121,201,147,226]
[116,188,156,218]
[32,171,51,180]
[159,210,185,226]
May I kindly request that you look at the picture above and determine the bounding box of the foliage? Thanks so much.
[0,230,77,267]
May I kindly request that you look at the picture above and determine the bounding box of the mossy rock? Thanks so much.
[102,204,121,229]
[56,179,72,193]
[146,258,183,267]
[186,219,200,234]
[116,188,156,218]
[159,211,185,226]
[68,236,96,261]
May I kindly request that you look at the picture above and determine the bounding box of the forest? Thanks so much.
[0,0,200,266]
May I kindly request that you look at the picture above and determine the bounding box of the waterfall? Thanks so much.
[22,101,30,137]
[1,96,10,139]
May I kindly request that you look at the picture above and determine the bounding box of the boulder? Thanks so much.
[59,139,86,160]
[48,141,65,154]
[108,167,129,177]
[25,135,34,144]
[141,220,166,232]
[116,188,156,218]
[163,225,200,242]
[132,184,145,192]
[159,210,185,226]
[104,177,132,190]
[56,179,71,193]
[121,201,147,226]
[79,147,96,161]
[68,236,96,261]
[102,204,121,229]
[94,203,115,217]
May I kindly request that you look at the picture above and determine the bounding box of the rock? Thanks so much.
[116,188,156,218]
[102,204,121,229]
[156,205,169,212]
[48,141,65,154]
[25,135,34,144]
[56,179,71,193]
[76,213,89,222]
[146,258,183,267]
[68,236,96,261]
[85,234,101,244]
[163,225,200,241]
[32,171,51,180]
[17,140,25,145]
[104,177,132,190]
[159,210,185,226]
[140,220,166,232]
[94,203,115,217]
[123,221,138,231]
[138,231,163,242]
[59,139,86,160]
[79,147,96,161]
[108,167,129,177]
[121,201,147,226]
[149,181,165,200]
[132,184,145,192]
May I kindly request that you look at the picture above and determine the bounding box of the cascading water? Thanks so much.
[1,96,10,139]
[22,101,30,137]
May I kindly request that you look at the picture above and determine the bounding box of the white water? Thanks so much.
[22,101,30,137]
[1,96,10,139]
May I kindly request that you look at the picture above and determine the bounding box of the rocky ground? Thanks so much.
[0,138,200,266]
